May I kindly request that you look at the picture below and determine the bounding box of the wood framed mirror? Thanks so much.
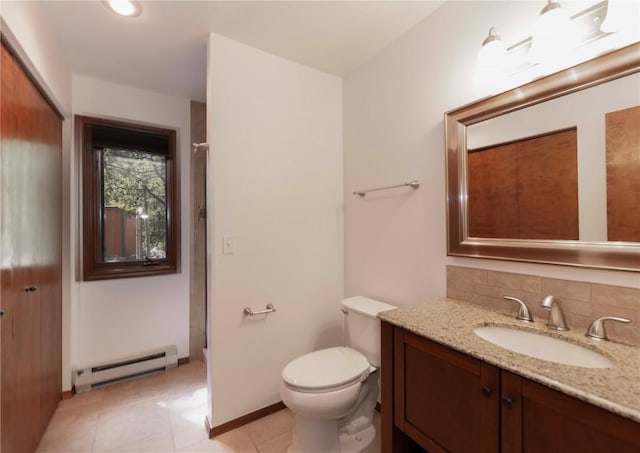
[445,42,640,272]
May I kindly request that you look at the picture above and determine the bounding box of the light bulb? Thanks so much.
[474,27,509,85]
[601,0,629,33]
[529,0,577,63]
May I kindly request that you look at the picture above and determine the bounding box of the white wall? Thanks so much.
[0,1,71,114]
[71,75,191,369]
[344,0,640,307]
[207,33,343,426]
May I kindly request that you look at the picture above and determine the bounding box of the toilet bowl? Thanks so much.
[280,297,396,453]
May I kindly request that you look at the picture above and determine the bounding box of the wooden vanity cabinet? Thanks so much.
[382,322,640,453]
[501,371,640,453]
[392,327,499,453]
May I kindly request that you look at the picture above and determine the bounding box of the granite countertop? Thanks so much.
[378,298,640,423]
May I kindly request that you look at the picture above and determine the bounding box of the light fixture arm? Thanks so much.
[482,27,502,46]
[540,0,562,16]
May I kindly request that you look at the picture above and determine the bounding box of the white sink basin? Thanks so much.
[474,326,613,368]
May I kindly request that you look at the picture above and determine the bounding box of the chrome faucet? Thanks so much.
[503,296,534,322]
[586,316,631,340]
[540,295,569,331]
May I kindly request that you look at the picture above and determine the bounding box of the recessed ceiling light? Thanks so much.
[104,0,142,17]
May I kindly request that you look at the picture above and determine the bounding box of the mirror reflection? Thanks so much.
[466,72,639,243]
[446,43,640,271]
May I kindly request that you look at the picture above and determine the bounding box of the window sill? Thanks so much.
[82,262,177,281]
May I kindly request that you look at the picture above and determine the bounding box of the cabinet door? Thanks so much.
[501,371,640,453]
[394,329,500,453]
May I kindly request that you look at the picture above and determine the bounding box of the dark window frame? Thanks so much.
[77,115,179,280]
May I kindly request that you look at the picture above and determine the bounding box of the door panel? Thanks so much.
[1,40,63,453]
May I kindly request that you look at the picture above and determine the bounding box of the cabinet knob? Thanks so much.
[502,396,514,408]
[481,386,493,397]
[24,286,37,292]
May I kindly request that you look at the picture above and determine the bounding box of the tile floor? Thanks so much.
[36,361,381,453]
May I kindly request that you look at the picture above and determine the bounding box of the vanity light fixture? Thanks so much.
[529,0,577,63]
[473,0,633,86]
[475,27,510,84]
[600,0,628,33]
[105,0,142,17]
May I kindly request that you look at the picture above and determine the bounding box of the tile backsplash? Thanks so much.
[446,265,640,346]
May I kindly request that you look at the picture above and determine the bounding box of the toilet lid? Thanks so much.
[282,347,370,391]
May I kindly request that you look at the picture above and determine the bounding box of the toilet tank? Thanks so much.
[342,296,397,367]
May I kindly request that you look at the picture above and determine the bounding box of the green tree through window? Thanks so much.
[102,148,167,261]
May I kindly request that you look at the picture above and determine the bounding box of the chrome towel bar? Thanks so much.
[243,304,276,316]
[353,180,420,197]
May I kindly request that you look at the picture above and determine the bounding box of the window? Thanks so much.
[77,115,179,280]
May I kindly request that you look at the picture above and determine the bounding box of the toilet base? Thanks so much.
[288,416,375,453]
[339,424,375,453]
[289,416,340,453]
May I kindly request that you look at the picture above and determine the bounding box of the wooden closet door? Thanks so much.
[516,129,578,240]
[467,143,519,238]
[35,95,63,436]
[606,106,640,242]
[1,40,63,453]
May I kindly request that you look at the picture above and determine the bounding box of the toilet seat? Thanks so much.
[282,347,371,393]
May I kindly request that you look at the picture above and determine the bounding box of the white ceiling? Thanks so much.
[39,1,445,101]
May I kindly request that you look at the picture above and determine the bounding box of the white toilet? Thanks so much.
[280,296,396,453]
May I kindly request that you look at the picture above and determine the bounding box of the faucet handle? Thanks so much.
[586,316,631,340]
[503,296,534,322]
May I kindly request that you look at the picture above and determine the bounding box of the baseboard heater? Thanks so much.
[74,345,178,393]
